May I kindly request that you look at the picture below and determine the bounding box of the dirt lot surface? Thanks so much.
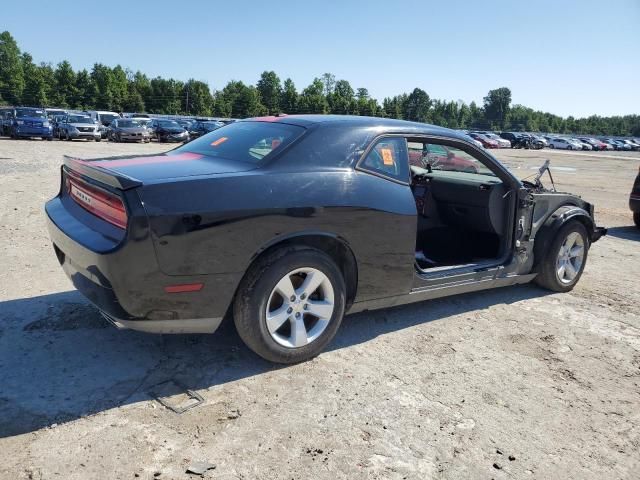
[1,138,639,479]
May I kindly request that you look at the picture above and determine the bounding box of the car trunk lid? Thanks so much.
[63,152,256,187]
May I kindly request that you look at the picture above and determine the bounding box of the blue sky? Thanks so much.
[1,0,638,117]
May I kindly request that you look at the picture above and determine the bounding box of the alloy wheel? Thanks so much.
[556,232,585,284]
[265,267,335,348]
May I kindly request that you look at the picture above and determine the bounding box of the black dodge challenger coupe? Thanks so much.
[46,115,607,363]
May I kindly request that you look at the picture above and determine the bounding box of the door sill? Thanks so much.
[415,256,510,279]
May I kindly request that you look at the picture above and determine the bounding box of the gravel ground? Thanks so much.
[0,138,639,480]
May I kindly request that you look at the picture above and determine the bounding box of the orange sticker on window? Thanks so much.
[380,147,395,166]
[211,137,228,146]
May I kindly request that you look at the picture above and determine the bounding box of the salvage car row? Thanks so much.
[0,106,231,143]
[463,130,640,151]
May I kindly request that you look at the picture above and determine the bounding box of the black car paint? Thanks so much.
[46,115,604,331]
[631,170,640,206]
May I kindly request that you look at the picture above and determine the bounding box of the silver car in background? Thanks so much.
[57,114,102,141]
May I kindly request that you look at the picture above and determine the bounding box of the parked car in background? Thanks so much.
[468,132,499,148]
[108,118,151,143]
[570,138,593,150]
[548,137,582,150]
[176,119,194,130]
[150,119,189,142]
[46,108,67,120]
[579,137,606,150]
[605,139,631,151]
[631,167,640,228]
[86,111,120,138]
[408,142,478,172]
[45,115,606,363]
[0,107,14,136]
[57,114,101,141]
[477,132,511,148]
[86,110,120,127]
[6,107,53,140]
[499,132,523,147]
[51,114,67,138]
[532,135,548,147]
[188,120,224,140]
[621,139,640,151]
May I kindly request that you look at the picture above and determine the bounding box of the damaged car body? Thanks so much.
[45,115,607,363]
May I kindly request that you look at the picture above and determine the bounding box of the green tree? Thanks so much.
[91,63,115,110]
[405,88,431,122]
[54,61,77,108]
[256,71,281,115]
[73,69,94,109]
[328,79,355,114]
[21,53,48,106]
[321,73,336,96]
[298,78,328,114]
[217,80,266,118]
[111,65,129,112]
[0,31,24,104]
[184,79,213,116]
[483,87,512,130]
[280,78,298,114]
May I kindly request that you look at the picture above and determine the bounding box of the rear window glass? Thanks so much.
[174,121,305,164]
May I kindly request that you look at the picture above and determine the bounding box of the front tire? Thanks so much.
[233,246,346,364]
[535,221,589,292]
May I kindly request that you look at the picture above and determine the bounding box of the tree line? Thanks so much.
[0,31,638,136]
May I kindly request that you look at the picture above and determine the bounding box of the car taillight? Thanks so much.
[65,173,128,229]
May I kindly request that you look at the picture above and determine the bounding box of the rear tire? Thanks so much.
[233,246,346,364]
[634,212,640,229]
[535,221,589,292]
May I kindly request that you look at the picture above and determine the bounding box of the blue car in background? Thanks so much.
[7,107,53,140]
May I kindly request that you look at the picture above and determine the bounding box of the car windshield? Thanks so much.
[174,121,304,164]
[68,115,93,124]
[158,120,181,128]
[16,108,46,118]
[99,114,118,125]
[118,120,140,128]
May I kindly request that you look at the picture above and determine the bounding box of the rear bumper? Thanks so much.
[630,194,640,213]
[45,193,231,333]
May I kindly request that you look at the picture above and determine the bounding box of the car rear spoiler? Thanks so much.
[63,155,142,190]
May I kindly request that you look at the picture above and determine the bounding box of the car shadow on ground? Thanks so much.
[0,284,549,438]
[606,225,640,241]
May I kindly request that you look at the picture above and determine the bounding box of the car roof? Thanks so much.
[243,114,468,140]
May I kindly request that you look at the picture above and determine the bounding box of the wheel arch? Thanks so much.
[245,232,359,310]
[532,205,593,270]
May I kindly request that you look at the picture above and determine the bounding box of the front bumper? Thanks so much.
[15,126,53,138]
[69,130,101,140]
[160,133,189,142]
[630,194,640,213]
[591,226,608,243]
[119,133,149,142]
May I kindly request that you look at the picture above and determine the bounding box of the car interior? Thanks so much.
[407,140,512,271]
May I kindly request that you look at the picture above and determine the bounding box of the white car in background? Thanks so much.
[548,137,583,150]
[570,138,593,150]
[481,132,511,148]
